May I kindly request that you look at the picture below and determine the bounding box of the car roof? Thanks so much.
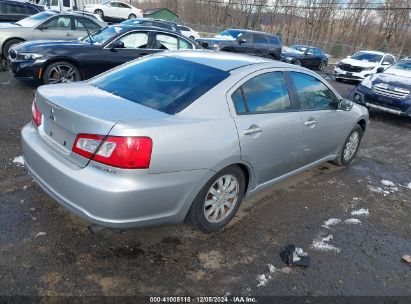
[2,0,42,7]
[225,28,277,37]
[160,50,294,71]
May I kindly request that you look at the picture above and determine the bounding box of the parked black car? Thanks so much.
[121,18,180,33]
[9,25,201,84]
[281,45,328,70]
[196,29,282,60]
[0,0,44,23]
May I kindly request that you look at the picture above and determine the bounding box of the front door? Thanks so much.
[32,15,74,40]
[228,71,303,186]
[287,71,349,165]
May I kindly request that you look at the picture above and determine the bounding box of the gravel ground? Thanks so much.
[0,67,410,297]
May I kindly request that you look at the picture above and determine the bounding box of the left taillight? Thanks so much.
[31,99,42,127]
[72,134,152,169]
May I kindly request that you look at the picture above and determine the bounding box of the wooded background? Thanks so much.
[135,0,411,58]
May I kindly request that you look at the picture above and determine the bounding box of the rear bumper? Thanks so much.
[353,86,411,117]
[22,123,211,228]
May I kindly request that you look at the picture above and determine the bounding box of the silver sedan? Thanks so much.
[21,51,369,233]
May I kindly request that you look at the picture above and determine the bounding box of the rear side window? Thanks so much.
[254,34,267,44]
[178,26,190,31]
[155,34,178,50]
[232,72,291,114]
[75,17,100,32]
[179,38,193,49]
[268,36,280,45]
[289,72,336,110]
[91,57,230,114]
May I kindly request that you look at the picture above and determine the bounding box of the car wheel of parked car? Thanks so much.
[3,39,24,58]
[128,14,136,19]
[94,9,104,17]
[318,61,326,71]
[294,59,302,66]
[43,62,81,84]
[333,125,363,166]
[189,36,195,40]
[187,165,245,233]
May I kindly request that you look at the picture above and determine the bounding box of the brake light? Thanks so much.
[31,99,42,127]
[72,134,152,169]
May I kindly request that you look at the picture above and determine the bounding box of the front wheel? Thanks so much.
[94,9,103,17]
[43,61,81,84]
[294,59,302,66]
[187,166,245,233]
[333,125,363,166]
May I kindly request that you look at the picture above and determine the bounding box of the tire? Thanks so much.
[294,59,302,66]
[43,61,81,84]
[2,38,24,58]
[318,60,326,71]
[189,36,195,40]
[333,125,363,166]
[94,9,103,17]
[187,165,246,233]
[128,14,136,19]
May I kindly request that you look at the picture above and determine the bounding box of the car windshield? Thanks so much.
[290,45,307,52]
[351,52,383,63]
[90,56,230,114]
[385,62,411,77]
[283,46,304,54]
[15,11,54,27]
[216,30,243,39]
[82,26,123,45]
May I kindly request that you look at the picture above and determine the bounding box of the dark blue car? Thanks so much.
[353,60,411,117]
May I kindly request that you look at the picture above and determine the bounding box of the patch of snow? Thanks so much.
[351,208,369,216]
[295,247,308,257]
[368,185,389,194]
[267,264,276,273]
[408,182,411,190]
[345,218,362,224]
[256,274,268,287]
[13,156,25,166]
[322,235,333,242]
[381,179,395,187]
[35,232,47,238]
[322,218,341,229]
[312,240,341,253]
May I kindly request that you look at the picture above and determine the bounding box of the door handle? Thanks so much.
[304,119,317,127]
[138,53,149,57]
[65,33,73,37]
[244,125,263,136]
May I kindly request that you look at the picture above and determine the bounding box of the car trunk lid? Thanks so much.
[35,82,167,168]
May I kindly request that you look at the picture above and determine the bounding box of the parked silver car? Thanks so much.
[21,51,369,233]
[0,10,106,58]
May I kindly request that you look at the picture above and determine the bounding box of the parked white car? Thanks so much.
[84,1,143,21]
[177,25,200,40]
[334,51,396,81]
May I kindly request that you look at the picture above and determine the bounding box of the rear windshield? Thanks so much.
[90,56,230,114]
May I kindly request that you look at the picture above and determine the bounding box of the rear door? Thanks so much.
[253,34,269,57]
[32,15,74,40]
[228,70,303,185]
[287,71,348,164]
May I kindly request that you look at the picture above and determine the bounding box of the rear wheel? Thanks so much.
[43,61,81,84]
[94,9,103,17]
[294,59,302,66]
[189,35,195,40]
[318,60,326,71]
[333,125,363,166]
[187,165,245,233]
[128,13,136,19]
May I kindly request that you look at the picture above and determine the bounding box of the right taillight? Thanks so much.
[72,134,152,169]
[31,99,42,127]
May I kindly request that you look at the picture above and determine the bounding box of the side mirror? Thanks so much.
[37,24,47,30]
[337,98,353,111]
[376,67,384,73]
[110,40,124,50]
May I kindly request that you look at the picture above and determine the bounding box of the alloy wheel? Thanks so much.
[203,174,240,223]
[47,65,79,84]
[343,131,360,161]
[319,61,325,70]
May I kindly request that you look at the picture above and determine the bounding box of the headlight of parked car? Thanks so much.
[337,61,343,68]
[16,53,44,60]
[360,76,373,89]
[363,66,375,71]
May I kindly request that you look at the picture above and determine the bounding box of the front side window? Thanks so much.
[118,32,148,48]
[155,34,178,50]
[289,72,336,110]
[232,72,291,114]
[91,56,230,114]
[178,26,190,31]
[383,55,395,64]
[43,16,71,30]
